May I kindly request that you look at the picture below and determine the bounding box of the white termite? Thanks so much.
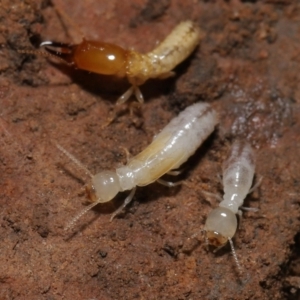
[58,102,218,230]
[204,141,258,273]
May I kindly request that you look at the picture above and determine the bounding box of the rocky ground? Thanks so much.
[0,0,300,299]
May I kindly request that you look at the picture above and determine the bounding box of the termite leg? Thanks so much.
[167,169,182,176]
[102,99,142,128]
[128,102,142,121]
[117,86,144,105]
[156,178,182,187]
[156,168,183,186]
[240,207,259,212]
[134,86,144,103]
[110,187,137,221]
[236,210,243,231]
[157,71,175,80]
[212,243,226,253]
[116,86,135,105]
[202,190,223,202]
[237,210,243,219]
[101,111,117,129]
[248,176,263,194]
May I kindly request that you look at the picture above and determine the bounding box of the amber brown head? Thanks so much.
[40,40,129,76]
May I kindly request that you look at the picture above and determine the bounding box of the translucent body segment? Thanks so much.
[59,103,217,228]
[221,142,255,214]
[116,102,218,190]
[147,20,201,74]
[127,20,201,82]
[204,142,256,247]
[202,142,257,274]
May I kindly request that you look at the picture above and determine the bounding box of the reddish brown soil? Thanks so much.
[1,0,300,299]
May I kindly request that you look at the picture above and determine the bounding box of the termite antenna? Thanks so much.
[18,49,71,65]
[56,143,94,178]
[64,200,100,231]
[228,238,242,275]
[52,2,85,43]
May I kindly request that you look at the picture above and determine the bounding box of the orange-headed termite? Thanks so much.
[19,20,201,104]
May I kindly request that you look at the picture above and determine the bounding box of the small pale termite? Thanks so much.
[204,141,258,273]
[19,20,201,104]
[58,102,218,230]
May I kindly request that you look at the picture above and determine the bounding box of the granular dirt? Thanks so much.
[0,1,300,299]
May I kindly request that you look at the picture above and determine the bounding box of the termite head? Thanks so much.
[86,170,121,203]
[20,40,129,76]
[42,40,128,76]
[204,207,237,249]
[204,207,243,274]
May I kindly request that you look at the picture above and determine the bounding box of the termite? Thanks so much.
[203,141,259,273]
[58,102,218,230]
[19,20,201,104]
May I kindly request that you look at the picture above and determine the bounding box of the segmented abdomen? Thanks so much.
[117,102,217,189]
[127,21,201,82]
[221,142,255,212]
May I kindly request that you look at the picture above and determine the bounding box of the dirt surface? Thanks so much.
[1,0,300,299]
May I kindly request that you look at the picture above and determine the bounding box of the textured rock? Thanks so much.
[0,0,300,299]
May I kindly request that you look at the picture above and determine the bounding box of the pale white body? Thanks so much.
[93,102,218,198]
[220,142,255,214]
[60,102,218,229]
[205,142,255,243]
[204,141,256,272]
